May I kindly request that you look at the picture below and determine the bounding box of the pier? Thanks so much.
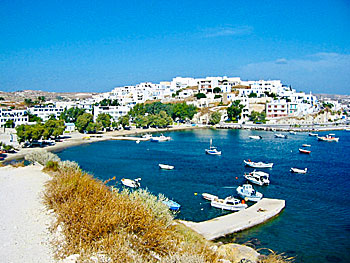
[179,198,285,240]
[110,136,150,141]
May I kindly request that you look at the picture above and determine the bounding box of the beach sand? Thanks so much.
[0,165,54,263]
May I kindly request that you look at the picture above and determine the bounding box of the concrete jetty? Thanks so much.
[111,136,150,141]
[179,198,285,240]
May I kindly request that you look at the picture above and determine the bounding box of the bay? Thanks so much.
[57,129,350,263]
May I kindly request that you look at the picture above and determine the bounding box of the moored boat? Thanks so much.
[205,139,221,155]
[150,134,171,142]
[249,135,262,139]
[290,167,308,174]
[236,184,263,202]
[309,132,318,136]
[317,134,339,142]
[244,170,270,186]
[159,164,174,170]
[202,193,218,201]
[211,196,248,211]
[289,131,297,135]
[299,148,311,154]
[274,133,287,138]
[121,178,141,188]
[244,160,273,168]
[302,144,311,147]
[162,199,181,211]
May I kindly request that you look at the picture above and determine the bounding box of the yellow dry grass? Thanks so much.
[44,169,218,262]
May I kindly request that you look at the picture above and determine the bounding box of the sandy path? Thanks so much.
[0,165,54,263]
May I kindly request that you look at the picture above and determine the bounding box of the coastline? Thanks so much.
[3,124,203,162]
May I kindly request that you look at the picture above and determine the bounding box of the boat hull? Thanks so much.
[211,201,247,211]
[244,160,273,168]
[159,164,174,170]
[290,168,307,174]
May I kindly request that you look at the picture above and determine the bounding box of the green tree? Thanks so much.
[98,99,120,106]
[194,93,206,99]
[209,112,222,125]
[213,87,221,93]
[118,115,130,128]
[26,111,43,123]
[86,122,102,133]
[214,94,222,99]
[128,103,147,118]
[227,100,244,121]
[249,111,266,123]
[43,119,65,139]
[24,98,34,107]
[59,107,86,123]
[75,113,94,133]
[248,92,257,98]
[0,97,4,101]
[96,113,112,129]
[4,120,15,128]
[38,96,46,104]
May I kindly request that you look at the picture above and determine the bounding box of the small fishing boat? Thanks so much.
[150,134,171,142]
[162,199,181,211]
[244,160,273,168]
[249,135,262,140]
[136,140,140,144]
[317,134,339,142]
[299,148,311,154]
[309,132,318,137]
[205,139,222,155]
[289,131,297,135]
[244,170,270,186]
[142,134,152,140]
[274,133,287,138]
[236,184,263,202]
[211,196,248,211]
[121,178,141,188]
[290,167,308,174]
[202,193,218,201]
[159,164,174,170]
[302,144,311,147]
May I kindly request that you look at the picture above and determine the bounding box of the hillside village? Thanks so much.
[0,76,349,130]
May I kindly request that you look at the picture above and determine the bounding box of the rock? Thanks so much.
[217,243,260,263]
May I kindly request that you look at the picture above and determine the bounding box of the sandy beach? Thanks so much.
[0,165,54,263]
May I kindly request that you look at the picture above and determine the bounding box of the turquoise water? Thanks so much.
[56,129,350,262]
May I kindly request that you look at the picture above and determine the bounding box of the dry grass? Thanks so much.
[0,162,5,167]
[44,168,218,262]
[258,249,294,263]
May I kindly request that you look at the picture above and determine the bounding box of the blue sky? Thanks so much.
[0,0,349,94]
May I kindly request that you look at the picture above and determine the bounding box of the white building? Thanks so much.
[0,108,28,127]
[28,104,66,121]
[93,105,131,122]
[266,99,289,118]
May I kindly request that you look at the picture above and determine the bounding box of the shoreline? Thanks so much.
[3,125,203,162]
[3,123,348,163]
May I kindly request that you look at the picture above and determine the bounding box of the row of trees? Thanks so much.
[16,119,65,143]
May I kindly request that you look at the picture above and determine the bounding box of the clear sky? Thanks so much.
[0,0,349,94]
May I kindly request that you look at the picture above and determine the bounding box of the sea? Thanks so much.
[56,129,350,262]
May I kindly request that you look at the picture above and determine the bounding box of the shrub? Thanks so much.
[58,160,81,172]
[25,149,60,166]
[11,161,25,168]
[45,161,59,171]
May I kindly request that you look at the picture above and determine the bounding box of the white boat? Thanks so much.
[211,196,248,211]
[150,134,171,142]
[205,139,222,155]
[249,135,262,140]
[121,178,141,188]
[309,132,318,136]
[244,170,270,186]
[236,184,263,202]
[159,164,174,170]
[162,199,181,211]
[136,140,140,144]
[274,133,287,138]
[299,148,311,154]
[317,134,339,142]
[202,193,218,201]
[142,134,152,140]
[289,131,297,135]
[302,144,311,147]
[244,160,273,168]
[290,167,308,174]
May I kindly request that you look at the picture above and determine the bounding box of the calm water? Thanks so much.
[57,129,350,262]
